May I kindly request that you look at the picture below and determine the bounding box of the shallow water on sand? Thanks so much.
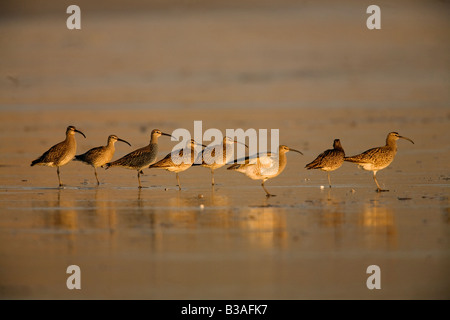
[0,105,449,299]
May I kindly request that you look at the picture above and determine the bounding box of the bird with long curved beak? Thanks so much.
[31,125,86,187]
[345,132,414,192]
[149,139,207,190]
[105,129,173,188]
[75,134,132,185]
[193,136,249,186]
[228,144,303,197]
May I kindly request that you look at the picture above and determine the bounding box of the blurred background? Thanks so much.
[1,0,449,111]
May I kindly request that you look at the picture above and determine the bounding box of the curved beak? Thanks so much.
[75,129,86,138]
[161,132,174,138]
[163,132,180,142]
[234,140,249,148]
[191,140,207,148]
[399,136,414,144]
[118,138,131,147]
[289,148,303,155]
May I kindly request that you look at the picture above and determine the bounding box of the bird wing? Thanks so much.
[149,151,176,168]
[231,151,272,165]
[257,153,276,168]
[306,148,343,169]
[32,141,67,165]
[227,152,274,171]
[345,147,383,163]
[257,153,281,176]
[150,148,193,168]
[75,146,105,162]
[107,145,150,167]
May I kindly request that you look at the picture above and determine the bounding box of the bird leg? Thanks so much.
[327,172,332,188]
[262,181,275,197]
[57,167,63,187]
[373,171,388,192]
[176,173,181,190]
[137,170,142,189]
[94,167,100,185]
[211,169,215,186]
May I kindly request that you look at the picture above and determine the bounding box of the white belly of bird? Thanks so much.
[359,162,390,171]
[247,154,281,180]
[167,163,192,173]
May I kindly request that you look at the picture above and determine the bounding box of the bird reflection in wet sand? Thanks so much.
[359,201,397,248]
[34,189,78,253]
[243,206,289,249]
[207,187,229,207]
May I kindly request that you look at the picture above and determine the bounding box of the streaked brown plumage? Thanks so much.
[149,139,206,190]
[30,125,86,187]
[104,129,172,188]
[305,139,345,188]
[345,132,414,192]
[75,135,131,185]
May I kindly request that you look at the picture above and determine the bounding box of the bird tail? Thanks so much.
[344,156,359,163]
[73,155,82,162]
[30,159,39,167]
[104,162,112,170]
[148,162,168,169]
[227,163,242,171]
[305,161,320,170]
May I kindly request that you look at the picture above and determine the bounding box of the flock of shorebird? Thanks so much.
[30,126,414,196]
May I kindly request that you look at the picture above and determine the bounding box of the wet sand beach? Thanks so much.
[0,1,449,299]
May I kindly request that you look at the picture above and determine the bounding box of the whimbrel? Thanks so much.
[193,136,248,186]
[227,145,303,197]
[305,139,345,188]
[149,139,206,190]
[344,132,414,192]
[74,135,131,185]
[104,129,172,188]
[30,125,86,187]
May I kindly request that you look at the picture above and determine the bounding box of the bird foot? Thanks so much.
[265,194,276,198]
[376,188,389,193]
